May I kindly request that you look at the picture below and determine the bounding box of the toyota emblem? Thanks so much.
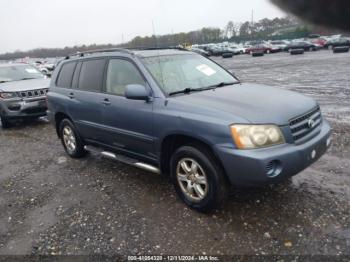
[308,119,315,129]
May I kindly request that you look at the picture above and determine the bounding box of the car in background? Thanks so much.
[190,47,210,57]
[310,38,327,48]
[229,46,246,55]
[207,46,234,57]
[324,38,350,50]
[246,44,274,54]
[0,63,49,128]
[270,40,289,51]
[285,41,319,52]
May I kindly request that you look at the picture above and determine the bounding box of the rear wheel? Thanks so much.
[170,145,229,212]
[0,116,12,128]
[59,119,87,158]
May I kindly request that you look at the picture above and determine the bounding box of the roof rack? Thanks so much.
[64,46,189,60]
[65,48,134,59]
[130,46,189,51]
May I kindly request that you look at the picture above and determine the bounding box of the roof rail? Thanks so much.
[130,46,189,51]
[65,48,134,59]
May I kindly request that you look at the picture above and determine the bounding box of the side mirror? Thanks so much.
[125,84,149,101]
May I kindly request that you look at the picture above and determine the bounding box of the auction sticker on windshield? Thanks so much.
[25,68,38,73]
[196,64,216,76]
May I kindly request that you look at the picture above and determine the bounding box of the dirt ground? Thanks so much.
[0,50,349,258]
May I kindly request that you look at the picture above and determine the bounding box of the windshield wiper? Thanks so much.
[18,77,37,81]
[168,87,206,96]
[205,81,238,89]
[0,80,9,84]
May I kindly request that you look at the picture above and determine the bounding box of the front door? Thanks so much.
[101,58,155,160]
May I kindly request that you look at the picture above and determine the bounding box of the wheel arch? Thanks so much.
[54,112,72,138]
[159,133,227,179]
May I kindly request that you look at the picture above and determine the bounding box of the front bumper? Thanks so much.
[0,97,47,119]
[215,121,331,186]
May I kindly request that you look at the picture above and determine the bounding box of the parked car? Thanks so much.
[324,38,350,50]
[47,48,331,211]
[229,46,246,55]
[246,44,274,54]
[310,38,327,47]
[0,63,50,128]
[285,41,319,52]
[207,46,234,56]
[190,47,210,57]
[269,40,289,51]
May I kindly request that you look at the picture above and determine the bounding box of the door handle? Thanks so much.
[68,92,74,99]
[101,98,111,105]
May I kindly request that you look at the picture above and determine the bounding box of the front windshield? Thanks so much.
[0,64,44,83]
[142,54,239,95]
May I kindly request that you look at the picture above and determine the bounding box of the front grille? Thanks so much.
[19,88,48,98]
[289,106,322,143]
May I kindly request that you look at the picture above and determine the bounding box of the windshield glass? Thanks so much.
[142,54,238,95]
[0,65,44,83]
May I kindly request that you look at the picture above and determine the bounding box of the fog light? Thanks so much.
[266,160,282,178]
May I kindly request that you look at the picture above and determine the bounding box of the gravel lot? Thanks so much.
[0,50,349,257]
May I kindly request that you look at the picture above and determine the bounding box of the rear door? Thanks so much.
[100,58,155,160]
[67,58,107,143]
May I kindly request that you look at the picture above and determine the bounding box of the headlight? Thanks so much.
[230,124,285,149]
[0,92,18,99]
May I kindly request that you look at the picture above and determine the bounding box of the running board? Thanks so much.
[84,145,160,174]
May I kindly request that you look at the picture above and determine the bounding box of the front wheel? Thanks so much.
[59,119,87,158]
[170,145,229,212]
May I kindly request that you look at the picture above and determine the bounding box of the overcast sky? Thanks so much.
[0,0,286,54]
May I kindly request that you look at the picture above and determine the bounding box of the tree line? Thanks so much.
[0,16,312,60]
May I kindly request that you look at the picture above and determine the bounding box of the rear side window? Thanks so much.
[56,62,77,88]
[78,59,106,92]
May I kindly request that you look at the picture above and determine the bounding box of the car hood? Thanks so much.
[171,83,317,125]
[0,78,50,92]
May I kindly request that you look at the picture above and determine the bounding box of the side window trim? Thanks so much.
[103,57,150,97]
[77,58,108,93]
[71,62,82,89]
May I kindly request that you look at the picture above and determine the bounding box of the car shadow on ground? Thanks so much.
[0,117,49,131]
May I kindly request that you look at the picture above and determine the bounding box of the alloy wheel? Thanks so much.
[62,125,76,153]
[176,158,208,202]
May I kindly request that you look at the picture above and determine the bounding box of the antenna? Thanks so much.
[151,20,165,89]
[151,20,158,48]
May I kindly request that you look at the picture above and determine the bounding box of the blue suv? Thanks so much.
[47,48,331,211]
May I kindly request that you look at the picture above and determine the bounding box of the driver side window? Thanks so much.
[106,59,146,96]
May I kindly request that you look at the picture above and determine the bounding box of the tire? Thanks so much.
[170,145,229,212]
[0,116,12,128]
[59,119,87,158]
